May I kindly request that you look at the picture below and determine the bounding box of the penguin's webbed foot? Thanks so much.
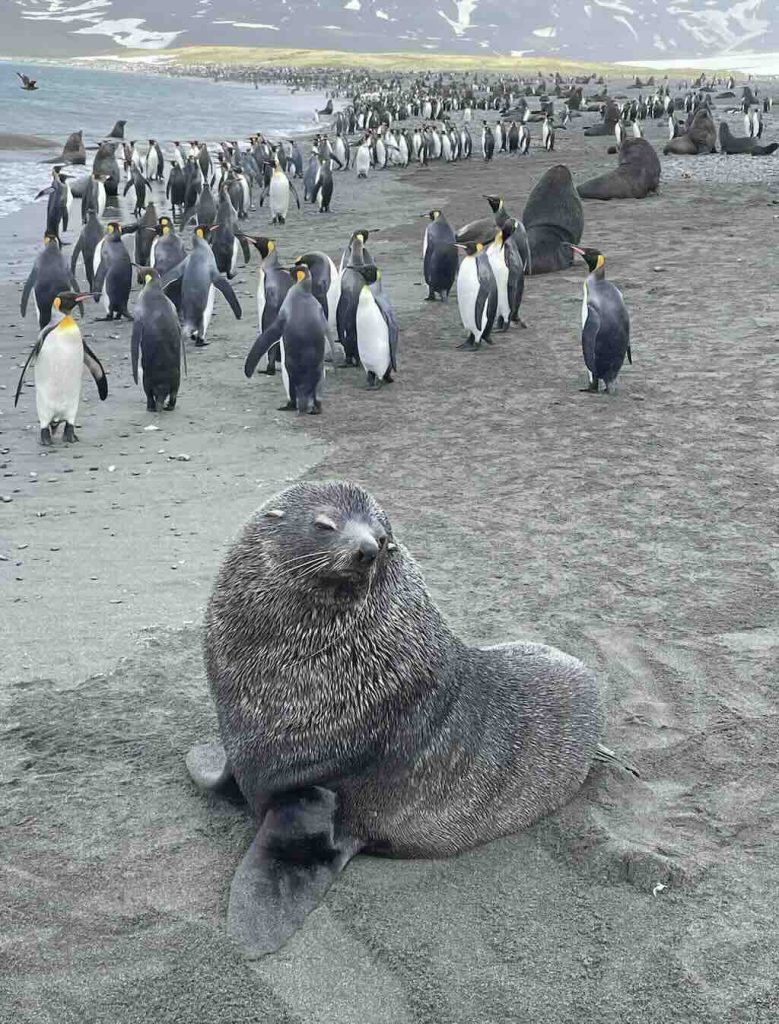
[579,381,599,393]
[63,424,79,443]
[262,366,277,376]
[278,401,296,411]
[195,338,209,348]
[383,370,394,384]
[40,427,53,447]
[146,398,157,412]
[457,340,479,351]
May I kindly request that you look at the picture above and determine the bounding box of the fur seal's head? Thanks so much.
[251,481,396,603]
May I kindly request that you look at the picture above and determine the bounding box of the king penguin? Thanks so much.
[455,241,497,350]
[244,264,335,415]
[354,264,398,388]
[423,209,458,301]
[569,245,631,393]
[160,225,242,346]
[93,222,133,321]
[131,268,184,412]
[15,290,108,445]
[21,234,79,329]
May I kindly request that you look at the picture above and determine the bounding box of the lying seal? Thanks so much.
[663,109,717,155]
[719,122,779,156]
[187,480,634,956]
[583,99,620,137]
[578,138,661,200]
[522,165,584,274]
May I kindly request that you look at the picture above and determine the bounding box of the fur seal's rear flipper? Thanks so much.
[185,741,235,791]
[593,742,640,778]
[229,787,360,957]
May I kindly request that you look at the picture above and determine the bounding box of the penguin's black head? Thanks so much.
[246,235,275,258]
[569,245,605,273]
[194,224,214,241]
[456,241,483,257]
[292,263,312,287]
[43,232,60,247]
[351,263,380,285]
[483,194,502,212]
[350,228,371,243]
[105,221,123,237]
[53,290,93,316]
[427,209,442,221]
[137,266,159,286]
[156,216,172,235]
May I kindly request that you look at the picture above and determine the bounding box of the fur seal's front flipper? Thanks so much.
[229,786,360,958]
[185,740,235,791]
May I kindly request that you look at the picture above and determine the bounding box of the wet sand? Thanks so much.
[2,94,779,1023]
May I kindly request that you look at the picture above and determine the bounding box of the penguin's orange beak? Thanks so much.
[567,245,586,256]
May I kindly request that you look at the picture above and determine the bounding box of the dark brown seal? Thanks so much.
[719,122,779,156]
[523,165,584,274]
[578,138,661,200]
[186,481,633,956]
[663,109,717,155]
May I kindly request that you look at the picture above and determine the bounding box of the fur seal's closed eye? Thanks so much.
[314,514,337,531]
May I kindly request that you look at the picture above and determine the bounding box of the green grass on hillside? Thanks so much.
[156,45,707,77]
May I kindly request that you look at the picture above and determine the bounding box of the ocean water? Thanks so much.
[0,59,327,218]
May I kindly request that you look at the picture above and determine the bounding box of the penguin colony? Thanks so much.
[15,68,775,441]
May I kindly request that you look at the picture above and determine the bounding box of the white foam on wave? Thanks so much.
[0,160,54,220]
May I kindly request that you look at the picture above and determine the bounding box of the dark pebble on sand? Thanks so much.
[1,496,12,503]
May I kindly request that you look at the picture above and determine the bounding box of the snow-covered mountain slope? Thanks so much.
[3,0,777,61]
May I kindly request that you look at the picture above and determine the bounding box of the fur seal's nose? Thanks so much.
[357,537,379,563]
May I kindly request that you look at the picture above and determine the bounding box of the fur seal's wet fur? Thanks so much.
[522,165,584,274]
[578,138,661,200]
[187,480,633,956]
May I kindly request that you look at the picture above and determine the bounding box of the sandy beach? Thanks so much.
[1,86,778,1023]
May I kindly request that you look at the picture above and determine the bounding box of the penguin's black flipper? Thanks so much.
[130,320,143,384]
[581,305,601,370]
[92,261,107,298]
[82,342,108,400]
[159,258,188,292]
[62,206,69,233]
[289,181,301,210]
[376,292,399,371]
[212,275,242,320]
[626,343,633,365]
[122,178,133,197]
[227,787,361,958]
[239,234,251,265]
[20,267,37,317]
[245,315,285,377]
[70,235,82,277]
[14,340,43,407]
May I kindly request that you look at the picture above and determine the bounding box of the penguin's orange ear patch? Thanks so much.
[296,269,306,282]
[596,254,606,270]
[53,296,62,310]
[476,242,483,252]
[144,274,153,283]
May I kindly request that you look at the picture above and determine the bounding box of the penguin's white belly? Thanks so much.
[355,148,370,174]
[255,274,268,371]
[280,339,290,398]
[269,177,289,217]
[442,136,452,161]
[203,285,215,336]
[147,151,158,177]
[356,302,390,377]
[326,265,340,335]
[92,237,105,281]
[150,236,159,267]
[488,248,510,321]
[457,261,481,337]
[35,333,82,425]
[96,182,106,217]
[231,237,240,275]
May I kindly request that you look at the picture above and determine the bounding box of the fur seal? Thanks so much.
[577,138,661,200]
[718,122,779,157]
[663,109,717,155]
[522,165,584,274]
[186,480,634,956]
[583,99,620,137]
